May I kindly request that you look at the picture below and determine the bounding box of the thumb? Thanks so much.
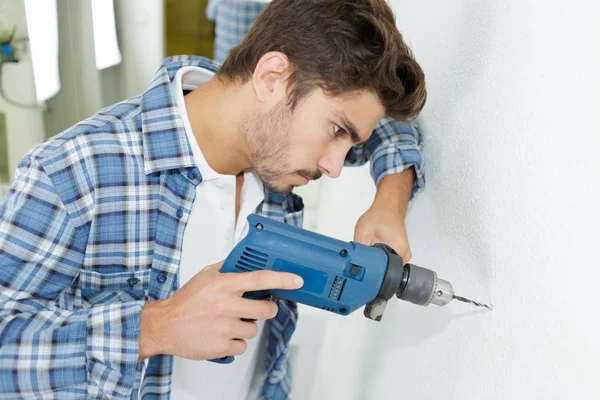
[353,225,373,246]
[203,260,224,273]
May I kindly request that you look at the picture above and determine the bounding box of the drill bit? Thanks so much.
[452,295,493,311]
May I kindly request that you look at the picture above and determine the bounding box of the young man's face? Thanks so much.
[242,87,386,194]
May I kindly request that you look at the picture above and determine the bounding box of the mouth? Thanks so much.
[298,173,309,185]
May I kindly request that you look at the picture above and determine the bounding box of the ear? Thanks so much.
[252,52,291,104]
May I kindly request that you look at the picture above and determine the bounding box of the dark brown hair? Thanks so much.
[216,0,426,121]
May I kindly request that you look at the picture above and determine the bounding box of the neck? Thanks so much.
[184,77,253,176]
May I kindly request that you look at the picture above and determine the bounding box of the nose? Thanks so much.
[317,147,347,179]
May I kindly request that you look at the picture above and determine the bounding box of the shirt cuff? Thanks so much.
[370,141,425,198]
[86,301,145,399]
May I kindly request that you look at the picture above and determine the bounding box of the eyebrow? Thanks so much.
[334,110,363,144]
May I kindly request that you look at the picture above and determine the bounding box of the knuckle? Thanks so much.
[222,341,234,354]
[225,320,238,336]
[211,300,227,317]
[251,270,268,287]
[216,320,232,337]
[257,270,270,283]
[205,274,223,289]
[214,341,230,356]
[213,260,224,270]
[204,261,224,273]
[213,275,236,293]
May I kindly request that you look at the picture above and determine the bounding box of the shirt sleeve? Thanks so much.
[345,115,426,197]
[0,156,144,399]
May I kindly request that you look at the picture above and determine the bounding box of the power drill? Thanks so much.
[211,214,490,364]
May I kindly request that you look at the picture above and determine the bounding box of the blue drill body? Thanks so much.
[221,214,389,316]
[210,214,455,364]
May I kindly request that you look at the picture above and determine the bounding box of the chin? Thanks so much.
[262,179,294,195]
[266,184,294,195]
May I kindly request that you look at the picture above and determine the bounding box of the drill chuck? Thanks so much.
[397,264,454,307]
[363,244,454,321]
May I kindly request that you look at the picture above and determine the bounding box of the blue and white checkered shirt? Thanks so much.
[0,55,424,399]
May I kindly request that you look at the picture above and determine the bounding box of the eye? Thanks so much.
[333,123,345,137]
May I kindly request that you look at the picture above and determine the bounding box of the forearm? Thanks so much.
[373,168,415,217]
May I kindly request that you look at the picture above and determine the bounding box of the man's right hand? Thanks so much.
[138,261,304,361]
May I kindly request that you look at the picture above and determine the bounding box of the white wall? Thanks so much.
[311,1,600,399]
[114,0,165,99]
[1,0,164,198]
[0,0,164,179]
[45,0,165,136]
[44,0,106,137]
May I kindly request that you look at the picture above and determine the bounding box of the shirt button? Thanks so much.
[127,277,140,286]
[215,182,224,189]
[220,202,227,210]
[157,272,167,283]
[187,171,196,180]
[176,208,184,218]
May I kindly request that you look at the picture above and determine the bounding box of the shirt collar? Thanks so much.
[170,65,265,213]
[141,55,220,175]
[170,66,220,181]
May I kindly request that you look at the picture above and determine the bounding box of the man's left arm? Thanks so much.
[344,115,425,262]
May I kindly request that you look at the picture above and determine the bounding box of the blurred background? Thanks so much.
[1,0,169,193]
[0,0,217,195]
[1,1,599,399]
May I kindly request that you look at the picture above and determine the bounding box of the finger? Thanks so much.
[402,248,412,263]
[227,339,248,356]
[375,238,407,258]
[353,227,371,246]
[229,320,259,340]
[387,241,404,257]
[220,298,278,320]
[229,270,303,294]
[389,241,411,263]
[239,298,278,320]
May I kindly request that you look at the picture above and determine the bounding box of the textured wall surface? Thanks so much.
[311,1,600,399]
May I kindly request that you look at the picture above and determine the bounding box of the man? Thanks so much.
[0,0,426,398]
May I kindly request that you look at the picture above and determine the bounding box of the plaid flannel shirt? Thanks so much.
[0,55,424,399]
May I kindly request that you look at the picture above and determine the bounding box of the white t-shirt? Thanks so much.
[169,66,267,400]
